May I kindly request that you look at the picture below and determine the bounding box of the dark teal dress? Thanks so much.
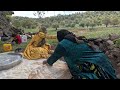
[47,39,117,79]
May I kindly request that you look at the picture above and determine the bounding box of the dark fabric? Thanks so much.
[76,62,114,79]
[57,29,73,42]
[12,39,18,44]
[3,32,9,37]
[47,44,65,65]
[37,38,46,47]
[1,36,10,41]
[47,39,117,79]
[61,39,117,79]
[15,48,23,53]
[57,29,87,43]
[64,34,77,43]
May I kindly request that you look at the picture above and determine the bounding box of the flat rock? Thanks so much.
[28,60,72,79]
[117,63,120,67]
[106,40,114,45]
[0,56,71,79]
[117,74,120,79]
[109,34,120,41]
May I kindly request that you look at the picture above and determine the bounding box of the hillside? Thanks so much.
[11,11,120,29]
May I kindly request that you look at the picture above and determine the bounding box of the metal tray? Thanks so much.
[0,53,23,71]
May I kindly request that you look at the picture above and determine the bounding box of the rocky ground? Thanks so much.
[0,58,72,79]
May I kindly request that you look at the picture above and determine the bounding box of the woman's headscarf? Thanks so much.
[57,29,75,42]
[57,29,84,43]
[38,25,47,34]
[37,25,47,47]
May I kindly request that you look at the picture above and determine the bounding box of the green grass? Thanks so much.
[12,39,31,51]
[76,27,120,38]
[47,27,120,39]
[0,27,120,53]
[47,29,57,35]
[47,39,58,46]
[24,29,38,33]
[24,28,57,35]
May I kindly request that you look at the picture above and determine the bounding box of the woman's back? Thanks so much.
[60,39,102,58]
[59,39,116,78]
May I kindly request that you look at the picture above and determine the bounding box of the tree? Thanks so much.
[85,22,90,28]
[31,21,38,29]
[12,19,21,28]
[60,21,65,26]
[11,11,120,30]
[70,23,75,27]
[34,11,46,18]
[65,24,71,27]
[79,23,85,28]
[90,23,96,28]
[94,18,102,26]
[111,18,119,26]
[89,20,96,28]
[43,23,49,28]
[52,24,59,30]
[84,18,91,28]
[103,18,111,27]
[21,19,33,29]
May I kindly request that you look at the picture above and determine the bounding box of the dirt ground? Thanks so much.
[0,57,72,79]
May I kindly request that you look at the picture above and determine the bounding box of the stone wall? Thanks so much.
[87,34,120,77]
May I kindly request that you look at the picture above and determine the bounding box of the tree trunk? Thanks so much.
[55,28,57,31]
[106,24,108,27]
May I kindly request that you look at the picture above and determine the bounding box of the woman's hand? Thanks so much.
[43,60,48,65]
[43,60,52,66]
[48,50,54,54]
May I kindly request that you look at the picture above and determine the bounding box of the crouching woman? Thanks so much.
[43,29,117,79]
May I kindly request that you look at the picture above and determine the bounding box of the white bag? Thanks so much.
[21,35,27,42]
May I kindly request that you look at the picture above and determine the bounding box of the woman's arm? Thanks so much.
[43,44,66,66]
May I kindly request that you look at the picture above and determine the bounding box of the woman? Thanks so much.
[23,26,51,60]
[43,29,117,79]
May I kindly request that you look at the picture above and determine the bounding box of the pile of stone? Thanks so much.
[88,34,120,78]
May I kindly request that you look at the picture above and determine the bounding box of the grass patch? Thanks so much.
[77,27,120,38]
[47,39,58,46]
[24,29,38,33]
[1,27,120,53]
